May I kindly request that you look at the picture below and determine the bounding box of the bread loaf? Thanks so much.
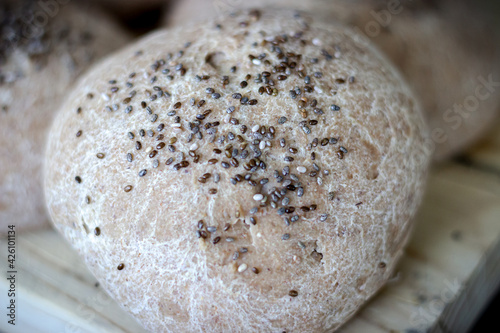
[0,0,130,231]
[45,9,430,332]
[165,0,500,160]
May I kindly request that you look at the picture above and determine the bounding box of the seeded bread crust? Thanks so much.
[0,1,130,232]
[166,0,500,160]
[45,9,430,333]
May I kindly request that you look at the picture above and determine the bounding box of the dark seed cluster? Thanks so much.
[0,1,99,85]
[72,10,354,287]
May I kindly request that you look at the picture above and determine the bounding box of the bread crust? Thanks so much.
[0,1,130,231]
[45,9,430,332]
[165,0,500,160]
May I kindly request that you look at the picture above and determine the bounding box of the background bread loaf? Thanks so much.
[45,9,430,332]
[0,0,130,231]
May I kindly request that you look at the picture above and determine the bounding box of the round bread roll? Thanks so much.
[45,9,430,332]
[166,0,500,160]
[0,0,130,231]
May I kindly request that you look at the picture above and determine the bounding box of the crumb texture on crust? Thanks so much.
[45,9,430,333]
[0,0,130,231]
[165,0,500,160]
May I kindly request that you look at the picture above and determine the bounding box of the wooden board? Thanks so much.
[1,121,500,333]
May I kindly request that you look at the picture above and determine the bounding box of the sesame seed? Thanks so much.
[226,237,235,242]
[330,104,340,111]
[238,264,248,273]
[207,226,217,233]
[253,194,264,201]
[213,236,221,244]
[289,290,298,297]
[297,166,307,174]
[298,241,306,249]
[75,176,82,184]
[94,227,101,236]
[282,233,290,240]
[252,125,260,132]
[117,263,125,270]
